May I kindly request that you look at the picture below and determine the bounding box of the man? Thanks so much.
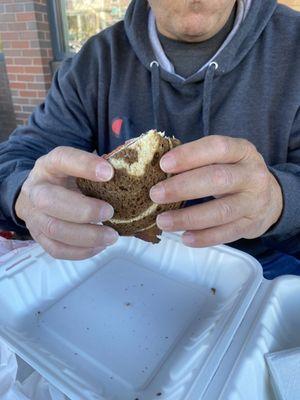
[0,0,299,277]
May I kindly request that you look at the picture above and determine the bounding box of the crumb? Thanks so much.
[74,352,78,356]
[156,393,162,397]
[140,283,144,287]
[37,311,41,315]
[110,376,113,380]
[211,288,216,295]
[125,302,131,307]
[165,336,169,339]
[86,327,90,331]
[63,306,67,309]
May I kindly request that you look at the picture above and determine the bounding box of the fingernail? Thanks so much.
[182,232,196,245]
[99,205,114,221]
[150,184,165,202]
[103,229,119,245]
[160,154,176,171]
[96,163,113,181]
[156,213,173,229]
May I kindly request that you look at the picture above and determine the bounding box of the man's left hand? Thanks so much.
[150,135,283,247]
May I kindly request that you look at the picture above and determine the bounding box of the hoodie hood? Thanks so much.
[124,0,278,83]
[148,0,249,80]
[124,0,279,137]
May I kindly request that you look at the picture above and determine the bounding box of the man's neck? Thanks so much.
[158,4,237,47]
[156,3,237,78]
[156,1,237,43]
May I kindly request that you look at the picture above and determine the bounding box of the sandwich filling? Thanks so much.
[108,129,166,177]
[110,202,159,224]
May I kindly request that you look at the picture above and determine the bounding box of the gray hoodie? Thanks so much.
[0,0,299,261]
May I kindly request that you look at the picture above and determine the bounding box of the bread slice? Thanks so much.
[77,130,182,243]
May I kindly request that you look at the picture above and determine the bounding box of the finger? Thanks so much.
[156,193,251,232]
[32,232,107,260]
[37,146,114,181]
[160,135,258,173]
[150,163,251,204]
[30,183,114,223]
[181,217,252,248]
[28,213,119,248]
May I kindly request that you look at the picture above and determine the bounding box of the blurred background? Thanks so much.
[0,0,299,143]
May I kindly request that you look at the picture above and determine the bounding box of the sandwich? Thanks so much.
[77,130,182,243]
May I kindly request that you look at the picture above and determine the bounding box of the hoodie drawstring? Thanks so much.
[150,60,218,136]
[150,60,160,130]
[202,61,218,136]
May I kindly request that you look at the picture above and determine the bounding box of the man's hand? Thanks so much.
[15,147,119,260]
[150,136,283,247]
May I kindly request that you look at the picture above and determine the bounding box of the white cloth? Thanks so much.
[0,237,34,257]
[0,238,67,400]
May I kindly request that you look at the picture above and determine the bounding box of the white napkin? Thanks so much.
[0,339,67,400]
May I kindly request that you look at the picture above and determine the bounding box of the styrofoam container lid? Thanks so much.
[0,233,263,399]
[203,275,300,400]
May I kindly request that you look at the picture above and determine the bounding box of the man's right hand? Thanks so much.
[15,146,119,260]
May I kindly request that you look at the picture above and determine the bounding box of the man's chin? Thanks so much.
[175,15,216,41]
[157,15,215,43]
[173,27,214,42]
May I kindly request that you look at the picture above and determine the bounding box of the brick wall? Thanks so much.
[280,0,300,11]
[0,0,53,126]
[0,59,16,141]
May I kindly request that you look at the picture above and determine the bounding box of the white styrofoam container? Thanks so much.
[265,347,300,400]
[202,275,300,400]
[0,233,298,400]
